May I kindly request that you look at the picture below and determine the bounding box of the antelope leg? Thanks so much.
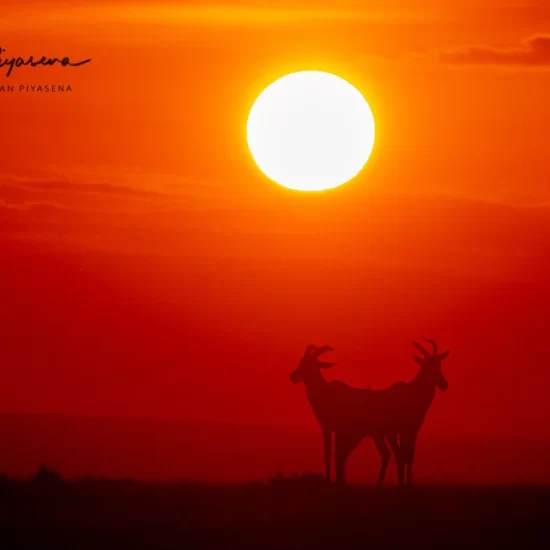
[386,433,404,487]
[335,432,363,485]
[323,429,332,483]
[372,434,391,487]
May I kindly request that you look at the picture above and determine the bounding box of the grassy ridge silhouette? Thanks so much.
[0,466,548,548]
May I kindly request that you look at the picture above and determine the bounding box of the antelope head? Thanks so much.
[290,345,336,384]
[412,339,450,391]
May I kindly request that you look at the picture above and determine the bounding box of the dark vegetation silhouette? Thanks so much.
[32,464,64,486]
[0,467,548,549]
[290,341,450,486]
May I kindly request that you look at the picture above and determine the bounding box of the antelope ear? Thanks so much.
[439,350,451,360]
[319,362,337,369]
[413,355,423,366]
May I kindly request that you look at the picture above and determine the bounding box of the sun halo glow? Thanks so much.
[247,71,375,192]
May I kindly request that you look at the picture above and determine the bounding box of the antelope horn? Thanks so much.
[425,339,438,356]
[305,345,317,356]
[313,345,333,357]
[413,341,430,357]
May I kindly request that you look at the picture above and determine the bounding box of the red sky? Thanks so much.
[1,1,550,481]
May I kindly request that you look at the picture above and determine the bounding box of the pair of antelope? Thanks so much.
[290,340,450,486]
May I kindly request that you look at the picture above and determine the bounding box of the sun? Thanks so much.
[247,71,375,192]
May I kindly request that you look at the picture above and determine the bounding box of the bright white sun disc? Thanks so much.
[247,71,375,191]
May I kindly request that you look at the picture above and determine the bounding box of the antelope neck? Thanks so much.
[409,369,438,409]
[304,370,328,392]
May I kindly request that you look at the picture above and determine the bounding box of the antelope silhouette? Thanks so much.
[290,340,450,486]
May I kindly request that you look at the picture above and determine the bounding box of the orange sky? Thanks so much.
[2,1,550,206]
[1,2,550,480]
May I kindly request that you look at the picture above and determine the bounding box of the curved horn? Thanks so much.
[313,345,333,358]
[425,339,438,356]
[413,341,430,357]
[304,345,317,356]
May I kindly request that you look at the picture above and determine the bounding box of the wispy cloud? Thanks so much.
[0,174,185,215]
[440,34,550,67]
[19,180,164,199]
[0,171,234,219]
[0,199,67,212]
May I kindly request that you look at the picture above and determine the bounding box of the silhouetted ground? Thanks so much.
[1,472,549,549]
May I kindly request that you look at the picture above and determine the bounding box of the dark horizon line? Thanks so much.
[4,470,550,489]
